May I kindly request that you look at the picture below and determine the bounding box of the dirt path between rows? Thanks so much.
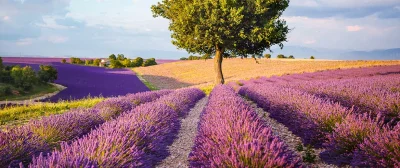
[245,99,344,168]
[156,97,208,168]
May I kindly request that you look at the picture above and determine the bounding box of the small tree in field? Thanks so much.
[277,54,286,59]
[310,56,315,59]
[61,59,67,63]
[288,55,295,59]
[264,54,272,59]
[152,0,290,84]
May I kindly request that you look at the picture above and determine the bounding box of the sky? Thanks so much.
[0,0,399,59]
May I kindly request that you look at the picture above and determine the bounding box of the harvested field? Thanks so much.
[134,58,400,89]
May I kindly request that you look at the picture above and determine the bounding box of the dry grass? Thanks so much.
[134,58,400,89]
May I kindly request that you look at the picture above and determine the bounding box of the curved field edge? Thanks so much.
[0,97,104,129]
[0,83,64,102]
[131,69,159,91]
[134,59,400,89]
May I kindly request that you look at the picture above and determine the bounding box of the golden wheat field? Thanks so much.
[134,58,400,89]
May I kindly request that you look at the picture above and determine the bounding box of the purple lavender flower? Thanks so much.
[190,85,300,167]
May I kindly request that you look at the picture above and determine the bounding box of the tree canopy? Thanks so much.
[152,0,290,84]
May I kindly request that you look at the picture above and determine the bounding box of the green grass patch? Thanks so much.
[132,69,159,90]
[0,83,60,101]
[0,97,104,128]
[199,84,214,95]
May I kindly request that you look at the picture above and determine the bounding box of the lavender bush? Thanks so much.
[28,88,204,167]
[352,123,400,167]
[239,84,352,146]
[0,90,172,167]
[324,113,383,162]
[189,85,300,167]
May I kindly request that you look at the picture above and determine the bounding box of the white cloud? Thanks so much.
[347,25,363,32]
[16,38,33,46]
[36,16,75,29]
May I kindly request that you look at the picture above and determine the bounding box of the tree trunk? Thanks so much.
[214,46,224,85]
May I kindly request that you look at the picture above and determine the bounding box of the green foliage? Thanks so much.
[152,0,290,84]
[70,57,84,64]
[143,58,157,67]
[295,142,304,151]
[264,54,272,59]
[38,65,58,83]
[152,0,290,56]
[199,85,214,95]
[0,57,3,71]
[277,54,286,59]
[310,56,315,59]
[109,54,117,60]
[117,54,126,61]
[131,57,144,67]
[93,59,101,66]
[122,59,131,67]
[110,59,124,68]
[0,97,104,127]
[202,54,212,60]
[180,57,188,60]
[288,55,295,59]
[188,55,202,60]
[11,66,37,91]
[61,59,67,63]
[0,85,12,96]
[302,145,317,163]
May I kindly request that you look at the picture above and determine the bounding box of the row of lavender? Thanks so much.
[247,66,400,122]
[239,83,399,167]
[189,85,301,167]
[1,90,173,167]
[27,88,205,167]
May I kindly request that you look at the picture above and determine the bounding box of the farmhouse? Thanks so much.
[99,59,110,67]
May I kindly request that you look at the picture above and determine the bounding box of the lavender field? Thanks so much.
[3,57,150,102]
[1,65,398,167]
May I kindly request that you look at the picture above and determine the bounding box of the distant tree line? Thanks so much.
[63,54,158,69]
[0,57,58,96]
[108,54,157,68]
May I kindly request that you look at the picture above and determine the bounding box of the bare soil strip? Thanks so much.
[156,97,208,168]
[245,99,342,168]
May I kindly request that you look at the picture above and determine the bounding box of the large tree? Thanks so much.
[152,0,290,84]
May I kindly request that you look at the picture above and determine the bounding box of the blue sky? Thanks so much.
[0,0,399,59]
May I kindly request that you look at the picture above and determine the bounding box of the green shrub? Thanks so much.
[110,60,124,68]
[70,57,84,64]
[109,54,117,60]
[93,59,101,66]
[61,59,67,63]
[310,56,315,59]
[0,85,12,96]
[288,55,295,59]
[38,65,58,83]
[180,57,188,60]
[0,57,3,70]
[277,54,286,59]
[264,54,271,59]
[131,57,144,67]
[143,58,157,67]
[11,66,37,91]
[117,54,125,61]
[122,59,131,67]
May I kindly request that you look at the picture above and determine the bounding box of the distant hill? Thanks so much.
[269,46,400,60]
